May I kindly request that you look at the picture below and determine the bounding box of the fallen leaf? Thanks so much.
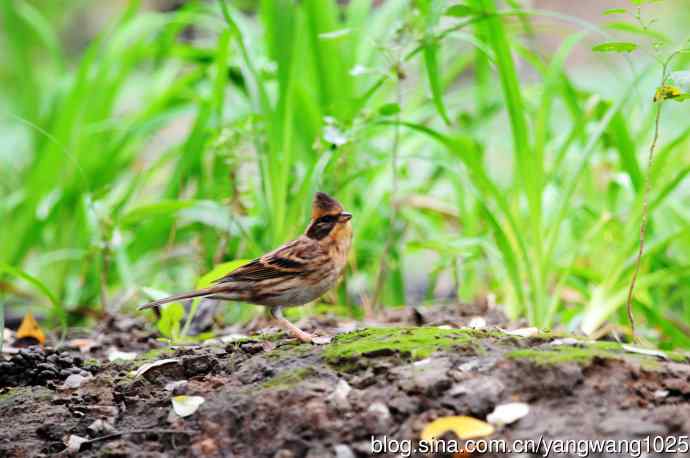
[549,338,581,346]
[65,434,88,454]
[503,327,539,337]
[172,395,205,417]
[68,338,98,353]
[107,349,138,362]
[420,416,494,441]
[486,402,530,426]
[134,358,180,378]
[622,345,668,360]
[16,312,45,346]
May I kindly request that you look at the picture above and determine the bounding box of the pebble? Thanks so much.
[64,373,89,389]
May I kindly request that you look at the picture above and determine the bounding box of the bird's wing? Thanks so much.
[214,237,326,283]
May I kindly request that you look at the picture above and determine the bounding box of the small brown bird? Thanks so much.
[139,192,352,343]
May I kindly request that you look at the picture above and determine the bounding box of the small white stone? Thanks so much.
[63,373,90,389]
[367,402,391,421]
[487,402,530,426]
[468,317,487,329]
[654,389,669,399]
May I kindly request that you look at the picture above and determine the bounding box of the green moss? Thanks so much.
[506,341,688,366]
[0,387,19,402]
[261,367,316,389]
[507,346,618,365]
[323,327,475,365]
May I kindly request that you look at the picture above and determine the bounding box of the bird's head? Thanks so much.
[306,192,352,241]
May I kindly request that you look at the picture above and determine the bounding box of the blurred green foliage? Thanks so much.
[1,0,690,349]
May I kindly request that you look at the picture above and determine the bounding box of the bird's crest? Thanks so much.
[312,192,343,219]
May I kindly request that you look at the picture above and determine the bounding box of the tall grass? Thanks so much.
[1,0,689,348]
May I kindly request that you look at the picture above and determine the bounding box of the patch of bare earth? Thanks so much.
[2,310,690,457]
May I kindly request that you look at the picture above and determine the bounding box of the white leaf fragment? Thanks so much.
[172,395,205,417]
[135,358,181,378]
[622,345,668,360]
[108,349,138,362]
[503,327,539,337]
[487,402,530,426]
[65,434,89,453]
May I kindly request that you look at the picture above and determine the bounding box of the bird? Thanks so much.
[138,192,352,343]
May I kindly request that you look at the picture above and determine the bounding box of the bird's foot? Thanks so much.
[270,306,331,344]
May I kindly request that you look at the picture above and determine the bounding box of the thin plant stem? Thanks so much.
[624,50,683,341]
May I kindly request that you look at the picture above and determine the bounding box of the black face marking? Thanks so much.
[315,214,338,224]
[306,218,337,240]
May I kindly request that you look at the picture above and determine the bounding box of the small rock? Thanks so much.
[333,444,355,458]
[88,419,115,436]
[165,380,188,393]
[327,379,352,409]
[467,317,487,329]
[365,402,391,432]
[446,376,505,415]
[654,389,669,399]
[63,373,90,389]
[191,437,219,457]
[486,402,530,426]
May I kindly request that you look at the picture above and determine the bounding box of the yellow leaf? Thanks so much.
[16,312,46,346]
[653,85,681,102]
[421,416,495,441]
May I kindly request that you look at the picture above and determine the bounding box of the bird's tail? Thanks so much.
[138,285,226,310]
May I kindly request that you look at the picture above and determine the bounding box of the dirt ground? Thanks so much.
[2,306,690,458]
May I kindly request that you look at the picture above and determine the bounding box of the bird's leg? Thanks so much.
[269,306,315,343]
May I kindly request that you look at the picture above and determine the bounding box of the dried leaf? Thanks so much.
[622,344,668,360]
[65,434,88,454]
[69,338,98,353]
[420,416,494,441]
[503,327,539,337]
[134,358,181,378]
[172,395,205,417]
[16,312,45,346]
[486,402,530,426]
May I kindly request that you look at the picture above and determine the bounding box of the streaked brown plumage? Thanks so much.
[138,192,352,343]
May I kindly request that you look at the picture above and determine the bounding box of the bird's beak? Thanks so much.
[339,212,352,222]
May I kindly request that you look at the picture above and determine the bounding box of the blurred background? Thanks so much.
[1,0,689,348]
